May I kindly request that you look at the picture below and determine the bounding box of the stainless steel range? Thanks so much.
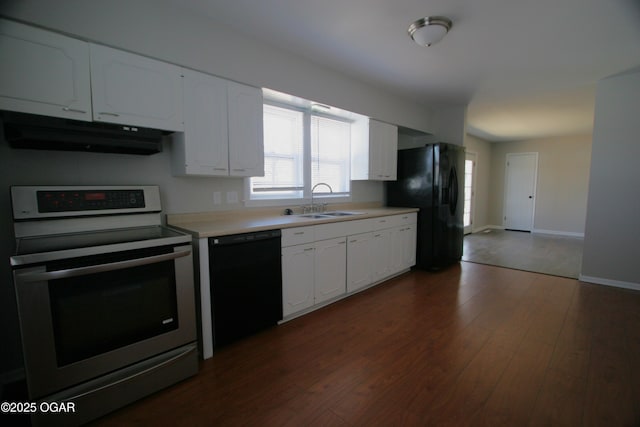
[10,185,198,426]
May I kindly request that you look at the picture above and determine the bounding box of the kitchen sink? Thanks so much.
[323,211,363,216]
[297,211,364,219]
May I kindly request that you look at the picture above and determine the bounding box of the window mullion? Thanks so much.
[302,110,312,202]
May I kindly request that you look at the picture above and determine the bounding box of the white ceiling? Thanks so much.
[164,0,640,141]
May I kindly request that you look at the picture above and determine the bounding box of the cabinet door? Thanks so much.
[227,82,264,177]
[402,223,417,269]
[369,120,398,181]
[89,44,184,131]
[388,226,405,275]
[174,69,229,176]
[0,19,91,120]
[346,232,373,293]
[282,244,315,317]
[371,229,391,282]
[315,237,347,304]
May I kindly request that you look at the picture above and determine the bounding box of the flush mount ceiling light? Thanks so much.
[408,16,452,47]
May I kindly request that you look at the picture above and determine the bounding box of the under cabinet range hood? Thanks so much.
[1,111,166,155]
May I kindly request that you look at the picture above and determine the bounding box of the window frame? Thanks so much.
[245,99,353,208]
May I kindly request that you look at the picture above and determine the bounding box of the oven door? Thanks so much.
[13,244,196,399]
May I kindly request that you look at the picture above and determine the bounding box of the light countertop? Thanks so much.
[167,204,419,238]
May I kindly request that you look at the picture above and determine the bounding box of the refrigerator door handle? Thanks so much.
[449,167,459,216]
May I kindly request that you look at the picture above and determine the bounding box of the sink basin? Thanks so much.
[298,214,332,219]
[323,211,363,216]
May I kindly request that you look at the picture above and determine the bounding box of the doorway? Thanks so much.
[463,152,476,234]
[504,152,538,231]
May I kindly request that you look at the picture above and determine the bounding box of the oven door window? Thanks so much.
[48,248,179,367]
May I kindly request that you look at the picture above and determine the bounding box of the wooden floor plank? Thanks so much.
[92,262,640,427]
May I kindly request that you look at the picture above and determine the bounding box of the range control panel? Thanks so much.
[36,189,146,213]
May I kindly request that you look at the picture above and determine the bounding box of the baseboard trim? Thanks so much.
[471,226,584,238]
[532,229,585,238]
[579,274,640,291]
[471,225,504,233]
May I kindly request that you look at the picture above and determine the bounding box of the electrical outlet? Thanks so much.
[213,192,221,205]
[226,191,238,204]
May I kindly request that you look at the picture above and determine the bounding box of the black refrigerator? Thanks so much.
[386,143,465,270]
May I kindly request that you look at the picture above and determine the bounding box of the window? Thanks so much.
[251,104,304,200]
[248,102,352,204]
[311,115,351,195]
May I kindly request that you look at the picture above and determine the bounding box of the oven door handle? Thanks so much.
[17,248,191,282]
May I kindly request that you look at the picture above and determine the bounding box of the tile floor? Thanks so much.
[462,229,584,278]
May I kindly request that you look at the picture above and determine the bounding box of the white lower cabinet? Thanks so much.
[282,212,416,318]
[371,229,392,283]
[401,224,417,269]
[314,237,347,304]
[282,236,347,317]
[282,243,315,317]
[346,232,373,293]
[389,224,417,274]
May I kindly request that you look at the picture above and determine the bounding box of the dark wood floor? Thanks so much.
[93,262,640,426]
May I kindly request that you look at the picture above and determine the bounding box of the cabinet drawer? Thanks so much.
[390,212,418,227]
[371,216,394,230]
[281,226,315,247]
[344,218,374,236]
[314,221,352,241]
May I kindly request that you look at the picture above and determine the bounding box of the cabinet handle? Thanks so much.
[213,168,227,171]
[62,107,87,114]
[338,241,346,245]
[294,232,305,235]
[374,234,381,237]
[350,240,357,243]
[99,112,120,117]
[232,169,246,172]
[303,248,314,252]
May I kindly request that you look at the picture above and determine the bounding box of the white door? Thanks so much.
[464,152,477,234]
[504,152,538,231]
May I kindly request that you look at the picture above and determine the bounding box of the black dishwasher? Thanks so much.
[209,230,282,348]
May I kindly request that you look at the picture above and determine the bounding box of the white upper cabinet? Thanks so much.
[172,69,264,177]
[173,69,229,176]
[89,44,184,131]
[227,82,265,177]
[351,118,398,181]
[370,119,398,180]
[0,19,92,121]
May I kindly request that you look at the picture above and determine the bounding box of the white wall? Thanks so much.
[581,70,640,288]
[487,134,592,235]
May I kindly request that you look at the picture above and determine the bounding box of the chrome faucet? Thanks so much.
[310,182,333,213]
